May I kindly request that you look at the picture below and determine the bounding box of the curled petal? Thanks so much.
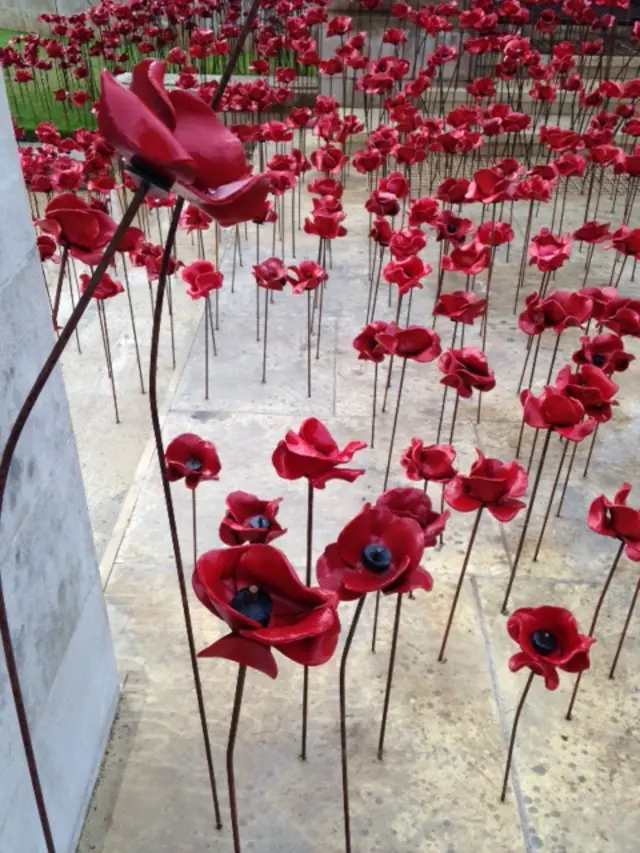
[198,633,278,679]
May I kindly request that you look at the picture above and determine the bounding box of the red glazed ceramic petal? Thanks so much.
[386,563,433,594]
[272,441,306,481]
[587,495,613,537]
[239,544,321,604]
[276,609,341,666]
[198,633,278,679]
[248,604,336,645]
[178,175,271,227]
[298,417,339,455]
[45,193,89,214]
[342,557,409,595]
[556,419,596,442]
[50,208,100,249]
[336,508,374,566]
[316,543,361,601]
[467,475,507,504]
[486,498,526,523]
[310,467,366,489]
[98,72,196,185]
[613,482,633,505]
[521,391,548,429]
[443,477,481,512]
[70,247,109,266]
[624,542,640,562]
[382,516,425,568]
[37,218,62,241]
[131,59,176,128]
[226,491,268,521]
[169,90,249,188]
[609,506,640,538]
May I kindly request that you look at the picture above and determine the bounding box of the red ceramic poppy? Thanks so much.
[308,177,343,198]
[194,544,340,678]
[442,241,491,276]
[369,217,393,247]
[304,206,348,240]
[518,291,592,336]
[607,226,640,258]
[507,606,595,690]
[165,433,221,489]
[443,449,528,523]
[528,229,572,272]
[572,334,634,375]
[253,257,288,291]
[98,60,269,225]
[433,291,486,325]
[389,228,427,260]
[573,221,611,244]
[376,326,441,363]
[117,226,145,255]
[476,221,514,247]
[466,168,516,204]
[588,483,640,561]
[316,504,429,601]
[365,190,401,217]
[310,144,348,175]
[376,487,449,548]
[219,492,286,546]
[438,348,496,398]
[408,196,440,227]
[38,193,117,265]
[432,211,474,245]
[288,261,328,294]
[400,440,457,485]
[383,256,433,295]
[37,235,58,263]
[554,365,618,424]
[520,387,595,442]
[436,178,471,205]
[180,260,223,300]
[353,321,394,363]
[600,295,640,337]
[272,418,366,489]
[79,272,124,300]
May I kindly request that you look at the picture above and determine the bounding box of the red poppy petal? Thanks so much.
[342,557,408,595]
[310,467,366,489]
[298,417,339,454]
[248,603,337,644]
[130,59,176,127]
[386,564,433,594]
[486,499,526,523]
[198,633,278,678]
[276,610,341,666]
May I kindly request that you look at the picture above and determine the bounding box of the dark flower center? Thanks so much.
[247,514,271,530]
[361,544,393,574]
[530,630,558,656]
[185,458,202,472]
[447,223,458,234]
[230,586,272,627]
[591,354,606,368]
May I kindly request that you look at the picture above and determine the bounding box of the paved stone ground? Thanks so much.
[70,174,639,853]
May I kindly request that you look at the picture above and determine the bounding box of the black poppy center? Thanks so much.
[185,458,202,472]
[447,223,458,234]
[361,544,393,574]
[530,630,558,656]
[247,514,271,530]
[230,586,272,627]
[591,354,606,368]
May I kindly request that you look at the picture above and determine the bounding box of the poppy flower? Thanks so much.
[408,196,439,227]
[38,193,117,265]
[466,168,516,204]
[573,221,611,244]
[389,228,427,260]
[600,295,640,337]
[98,60,269,225]
[316,504,429,601]
[476,221,514,247]
[37,235,58,263]
[520,387,595,442]
[304,206,348,240]
[507,606,595,690]
[433,291,486,325]
[353,321,394,363]
[308,177,343,198]
[253,257,288,291]
[376,488,449,548]
[369,217,393,247]
[352,147,384,174]
[310,145,348,175]
[117,226,145,254]
[376,326,441,363]
[572,334,634,375]
[287,261,328,294]
[432,212,474,245]
[165,433,221,489]
[607,226,640,258]
[588,483,640,561]
[442,241,491,276]
[193,544,340,678]
[436,178,471,205]
[554,365,618,424]
[518,291,592,336]
[365,190,400,217]
[181,260,223,300]
[272,418,366,489]
[79,272,124,301]
[383,256,432,295]
[400,440,457,484]
[528,230,572,272]
[438,348,496,398]
[219,492,286,546]
[443,449,528,522]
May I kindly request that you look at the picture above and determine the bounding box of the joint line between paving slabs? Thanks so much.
[470,576,535,853]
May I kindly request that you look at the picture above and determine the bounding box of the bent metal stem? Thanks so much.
[0,181,150,853]
[146,0,264,833]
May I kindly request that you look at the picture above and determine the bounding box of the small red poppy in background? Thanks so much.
[376,326,441,363]
[194,545,340,678]
[528,229,572,272]
[181,260,223,299]
[37,235,58,263]
[572,334,634,375]
[507,606,595,691]
[588,483,640,561]
[400,440,457,484]
[438,348,496,398]
[518,290,592,336]
[253,257,288,291]
[554,365,618,424]
[304,204,348,240]
[310,144,348,175]
[117,226,145,254]
[607,226,640,258]
[432,211,474,245]
[376,487,449,548]
[353,321,394,363]
[79,272,124,300]
[408,196,439,227]
[219,492,286,546]
[316,504,429,601]
[476,221,514,247]
[444,449,527,522]
[389,228,427,260]
[600,295,640,337]
[466,168,516,204]
[272,418,366,489]
[38,193,117,265]
[573,221,611,244]
[288,261,328,294]
[442,241,491,276]
[165,433,221,489]
[369,217,393,246]
[383,256,432,295]
[433,291,486,325]
[520,386,595,442]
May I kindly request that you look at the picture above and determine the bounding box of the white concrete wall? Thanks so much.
[0,78,119,853]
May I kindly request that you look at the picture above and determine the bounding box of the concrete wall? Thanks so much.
[0,0,89,32]
[0,78,119,853]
